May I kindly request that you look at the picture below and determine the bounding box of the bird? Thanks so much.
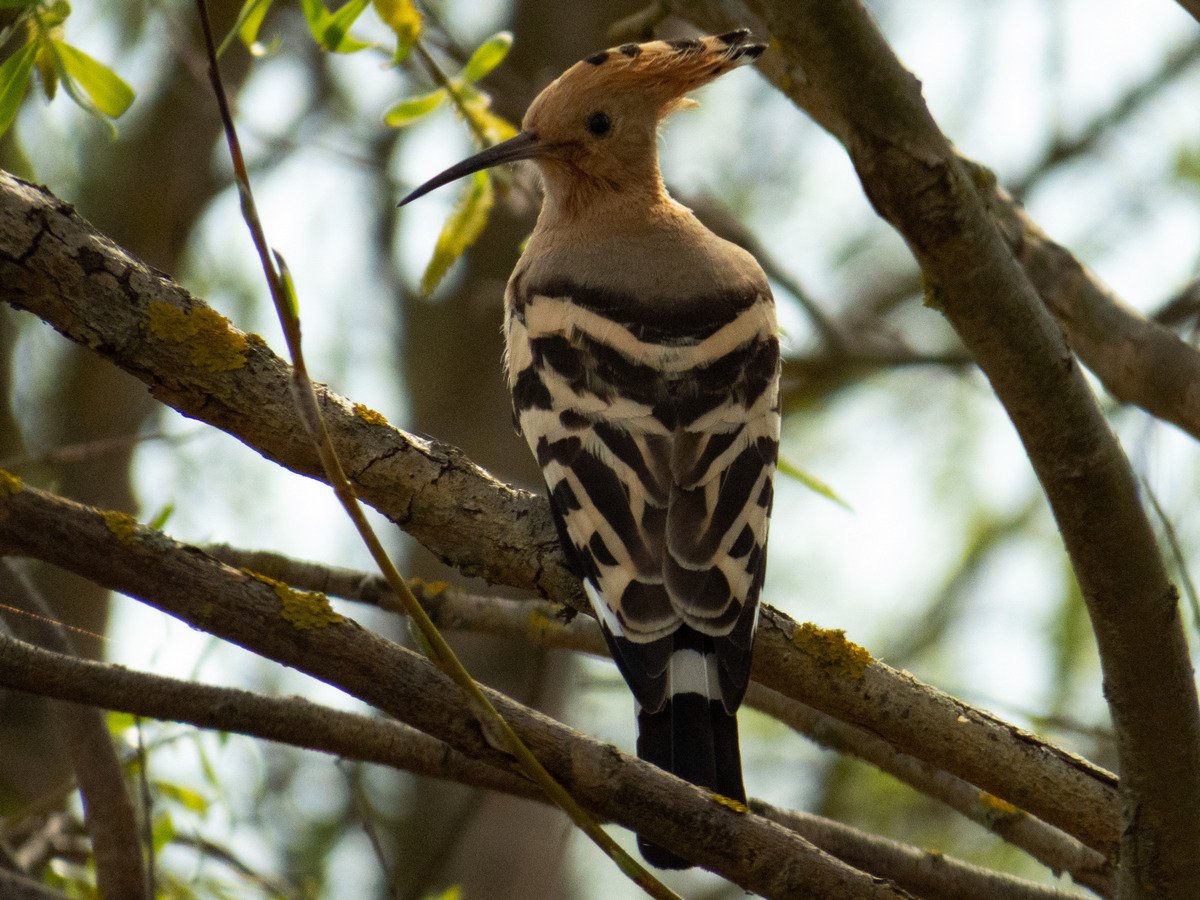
[399,30,778,869]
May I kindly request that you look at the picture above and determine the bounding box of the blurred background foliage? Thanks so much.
[1,0,1199,897]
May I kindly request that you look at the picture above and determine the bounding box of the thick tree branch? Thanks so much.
[0,633,1087,899]
[676,1,1200,894]
[674,5,1200,442]
[0,561,147,899]
[209,544,1112,893]
[0,478,910,898]
[982,169,1200,441]
[0,171,1121,860]
[0,172,576,604]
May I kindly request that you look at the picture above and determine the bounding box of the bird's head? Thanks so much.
[398,31,764,216]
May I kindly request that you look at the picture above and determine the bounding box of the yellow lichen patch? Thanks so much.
[712,794,749,814]
[978,792,1024,825]
[353,403,389,427]
[245,570,343,629]
[792,622,872,680]
[102,510,140,545]
[0,469,22,496]
[145,301,248,373]
[409,577,448,598]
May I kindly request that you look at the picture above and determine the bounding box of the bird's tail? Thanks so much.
[635,692,744,869]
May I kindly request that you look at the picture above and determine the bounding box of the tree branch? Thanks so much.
[0,170,1122,861]
[752,801,1085,900]
[676,1,1200,893]
[0,561,147,899]
[0,477,909,898]
[0,869,70,900]
[0,630,1090,898]
[207,544,1112,893]
[981,167,1200,442]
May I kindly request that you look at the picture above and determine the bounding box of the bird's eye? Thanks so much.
[585,111,612,137]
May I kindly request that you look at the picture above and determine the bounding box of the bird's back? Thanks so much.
[503,199,779,867]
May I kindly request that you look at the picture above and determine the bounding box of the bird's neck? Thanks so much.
[534,165,683,238]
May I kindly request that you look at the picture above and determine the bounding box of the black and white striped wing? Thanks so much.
[505,281,779,716]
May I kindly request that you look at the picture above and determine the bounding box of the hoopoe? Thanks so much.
[400,31,778,869]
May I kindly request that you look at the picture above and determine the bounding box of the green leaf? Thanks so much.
[300,0,372,53]
[0,0,42,8]
[41,0,71,25]
[106,710,137,738]
[461,31,511,83]
[34,32,57,100]
[419,169,493,295]
[151,812,176,854]
[466,104,517,145]
[217,0,274,57]
[1175,145,1200,190]
[383,88,445,127]
[147,502,175,531]
[154,780,210,816]
[373,0,420,62]
[272,249,300,322]
[52,41,133,117]
[777,455,852,511]
[0,39,35,138]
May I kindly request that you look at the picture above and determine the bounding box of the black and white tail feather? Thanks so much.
[506,278,779,868]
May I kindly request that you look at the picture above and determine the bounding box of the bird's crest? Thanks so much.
[528,30,765,121]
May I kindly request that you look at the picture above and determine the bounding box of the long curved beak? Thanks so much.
[398,130,541,207]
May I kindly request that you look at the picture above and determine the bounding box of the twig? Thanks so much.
[748,687,1112,896]
[753,802,1088,900]
[167,832,295,898]
[190,3,673,894]
[0,561,147,900]
[207,544,1110,893]
[412,41,490,149]
[0,868,71,900]
[0,631,1080,899]
[134,719,155,896]
[980,167,1200,442]
[0,173,1122,858]
[704,0,1200,893]
[0,482,913,898]
[339,762,400,899]
[0,430,184,471]
[1142,477,1200,631]
[1009,37,1200,198]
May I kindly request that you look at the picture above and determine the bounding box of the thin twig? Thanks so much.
[134,718,156,897]
[0,630,1074,899]
[0,562,147,900]
[339,761,400,900]
[720,1,1200,893]
[206,543,1111,894]
[190,4,676,894]
[0,170,1123,864]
